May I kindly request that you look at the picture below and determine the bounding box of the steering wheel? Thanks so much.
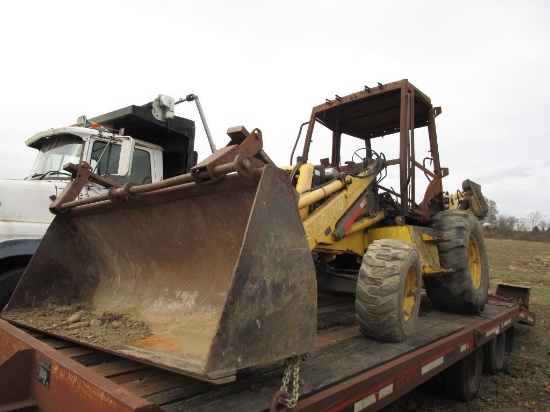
[352,148,367,164]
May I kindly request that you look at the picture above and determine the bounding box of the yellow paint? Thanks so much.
[312,212,385,256]
[367,226,443,276]
[294,164,315,219]
[346,211,386,237]
[468,234,482,288]
[298,179,345,210]
[286,162,448,279]
[420,232,441,243]
[445,191,464,210]
[303,191,347,249]
[403,264,418,322]
[314,230,365,255]
[366,226,414,244]
[301,169,376,251]
[294,164,314,193]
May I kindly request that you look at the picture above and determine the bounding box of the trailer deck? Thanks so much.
[0,293,535,412]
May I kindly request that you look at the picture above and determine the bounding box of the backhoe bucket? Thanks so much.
[2,165,317,383]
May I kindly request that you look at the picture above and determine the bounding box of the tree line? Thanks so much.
[481,199,549,241]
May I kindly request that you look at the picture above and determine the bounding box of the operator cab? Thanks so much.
[293,79,446,222]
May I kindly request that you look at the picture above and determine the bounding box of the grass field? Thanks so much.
[383,237,550,412]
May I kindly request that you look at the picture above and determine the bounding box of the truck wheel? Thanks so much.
[505,326,514,353]
[443,347,483,401]
[356,239,422,342]
[424,210,489,314]
[0,267,25,309]
[483,332,506,374]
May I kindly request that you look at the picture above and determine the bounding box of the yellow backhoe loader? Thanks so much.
[2,80,489,385]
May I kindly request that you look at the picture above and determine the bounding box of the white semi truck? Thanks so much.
[0,99,200,307]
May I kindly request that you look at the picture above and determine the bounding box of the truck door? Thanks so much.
[89,141,153,185]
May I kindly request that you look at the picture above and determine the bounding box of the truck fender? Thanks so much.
[0,239,40,308]
[0,239,41,261]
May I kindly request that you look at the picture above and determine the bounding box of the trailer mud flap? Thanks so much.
[2,165,317,383]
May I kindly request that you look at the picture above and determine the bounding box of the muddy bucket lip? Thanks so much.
[1,313,236,384]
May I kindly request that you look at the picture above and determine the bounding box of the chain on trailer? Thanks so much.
[271,355,304,410]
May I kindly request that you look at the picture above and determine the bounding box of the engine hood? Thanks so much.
[0,179,63,223]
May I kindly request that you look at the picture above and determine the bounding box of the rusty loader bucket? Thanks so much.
[2,129,317,383]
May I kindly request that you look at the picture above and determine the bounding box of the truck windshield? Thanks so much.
[27,134,84,180]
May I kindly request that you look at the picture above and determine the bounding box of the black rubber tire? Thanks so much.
[505,326,514,353]
[425,210,489,314]
[0,267,25,310]
[356,239,422,342]
[421,373,443,392]
[443,347,483,401]
[483,332,506,374]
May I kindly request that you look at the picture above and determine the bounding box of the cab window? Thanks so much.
[90,141,151,185]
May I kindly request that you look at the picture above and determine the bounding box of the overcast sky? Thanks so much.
[0,1,548,221]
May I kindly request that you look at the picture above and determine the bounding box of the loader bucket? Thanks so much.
[2,165,317,383]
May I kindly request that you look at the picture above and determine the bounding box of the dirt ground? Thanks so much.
[383,238,550,412]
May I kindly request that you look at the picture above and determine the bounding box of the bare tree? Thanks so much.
[516,218,529,232]
[495,215,518,234]
[482,198,498,228]
[528,211,543,230]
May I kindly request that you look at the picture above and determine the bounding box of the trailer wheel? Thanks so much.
[505,326,514,353]
[443,347,483,401]
[0,267,25,309]
[483,332,506,374]
[356,239,422,342]
[425,210,489,314]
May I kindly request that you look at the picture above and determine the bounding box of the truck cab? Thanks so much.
[0,104,195,307]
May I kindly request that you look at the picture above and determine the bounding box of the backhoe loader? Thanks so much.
[2,79,489,385]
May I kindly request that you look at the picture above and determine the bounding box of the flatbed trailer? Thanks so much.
[0,286,535,412]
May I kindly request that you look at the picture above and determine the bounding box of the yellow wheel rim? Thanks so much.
[403,265,418,322]
[469,235,482,289]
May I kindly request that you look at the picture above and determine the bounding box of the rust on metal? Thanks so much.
[0,319,158,411]
[3,159,317,383]
[293,304,521,412]
[50,162,121,214]
[462,179,489,219]
[52,128,268,213]
[300,79,446,223]
[495,284,531,309]
[191,127,267,183]
[49,162,92,214]
[269,389,291,412]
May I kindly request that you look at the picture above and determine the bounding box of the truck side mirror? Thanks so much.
[115,137,135,177]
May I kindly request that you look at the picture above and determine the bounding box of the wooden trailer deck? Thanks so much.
[0,294,535,412]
